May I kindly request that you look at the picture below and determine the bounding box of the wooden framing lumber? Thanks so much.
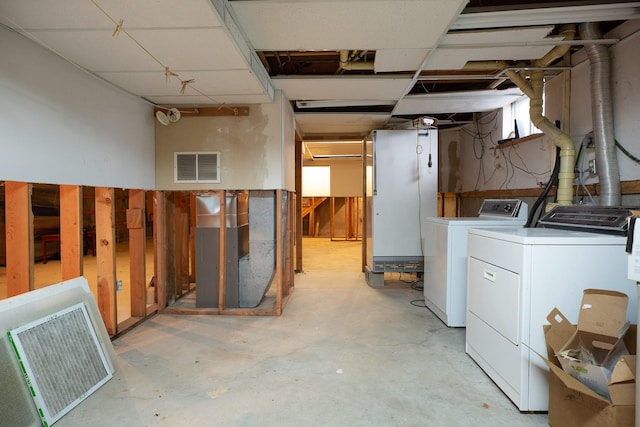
[295,138,303,272]
[5,181,34,296]
[60,185,83,280]
[154,191,168,310]
[127,189,146,318]
[95,187,117,335]
[218,190,226,312]
[274,190,283,315]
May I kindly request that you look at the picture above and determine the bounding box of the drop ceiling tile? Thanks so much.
[424,45,558,70]
[98,70,265,96]
[272,77,412,101]
[28,28,247,72]
[394,89,524,115]
[0,0,222,30]
[424,26,557,70]
[296,113,390,135]
[231,0,467,50]
[374,49,430,73]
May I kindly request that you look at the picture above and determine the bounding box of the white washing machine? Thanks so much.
[466,210,639,412]
[423,199,528,327]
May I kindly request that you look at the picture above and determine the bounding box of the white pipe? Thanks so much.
[338,50,374,71]
[503,25,577,206]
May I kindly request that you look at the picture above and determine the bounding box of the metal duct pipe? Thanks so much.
[504,25,577,206]
[579,22,621,206]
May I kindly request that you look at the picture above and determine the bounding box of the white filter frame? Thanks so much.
[8,302,113,426]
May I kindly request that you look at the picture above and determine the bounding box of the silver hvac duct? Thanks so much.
[579,22,621,206]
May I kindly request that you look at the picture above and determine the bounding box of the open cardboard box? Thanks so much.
[548,289,630,399]
[544,289,636,427]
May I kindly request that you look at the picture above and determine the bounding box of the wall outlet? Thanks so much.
[588,158,597,175]
[116,279,122,292]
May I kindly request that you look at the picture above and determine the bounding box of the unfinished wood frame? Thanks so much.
[95,187,117,335]
[330,197,362,241]
[5,181,34,296]
[295,137,303,272]
[160,190,295,316]
[60,185,83,280]
[127,189,146,319]
[153,191,168,310]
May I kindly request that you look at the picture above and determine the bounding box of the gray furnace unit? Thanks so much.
[195,191,249,308]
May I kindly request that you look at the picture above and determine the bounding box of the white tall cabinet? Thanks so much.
[364,128,438,285]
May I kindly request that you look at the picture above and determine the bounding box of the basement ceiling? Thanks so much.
[1,0,639,160]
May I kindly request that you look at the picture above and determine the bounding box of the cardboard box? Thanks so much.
[547,289,630,399]
[545,358,635,427]
[544,289,637,427]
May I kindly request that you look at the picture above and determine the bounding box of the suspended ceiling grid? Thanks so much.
[1,0,640,150]
[0,0,275,106]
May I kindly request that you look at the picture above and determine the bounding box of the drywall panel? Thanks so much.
[281,93,296,192]
[303,167,330,197]
[330,160,362,197]
[438,128,462,193]
[457,109,555,192]
[0,27,155,189]
[155,91,291,191]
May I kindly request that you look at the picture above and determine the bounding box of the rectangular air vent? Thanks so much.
[8,302,113,426]
[175,152,220,183]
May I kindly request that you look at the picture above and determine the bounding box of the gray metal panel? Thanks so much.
[195,228,240,309]
[239,190,276,308]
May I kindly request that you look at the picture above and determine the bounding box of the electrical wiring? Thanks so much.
[410,299,427,308]
[616,139,640,163]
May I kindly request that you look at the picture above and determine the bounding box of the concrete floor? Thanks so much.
[54,238,549,427]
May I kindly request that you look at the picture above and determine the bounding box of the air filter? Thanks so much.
[8,302,113,426]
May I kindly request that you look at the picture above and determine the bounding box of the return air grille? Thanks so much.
[175,152,221,183]
[8,302,113,426]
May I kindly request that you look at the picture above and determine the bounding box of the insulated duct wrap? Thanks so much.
[579,22,621,206]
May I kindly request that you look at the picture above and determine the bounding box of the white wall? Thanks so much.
[0,27,155,189]
[457,22,640,194]
[568,22,640,184]
[155,91,295,191]
[457,108,556,192]
[303,158,363,197]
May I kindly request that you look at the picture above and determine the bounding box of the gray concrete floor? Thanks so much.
[56,267,549,426]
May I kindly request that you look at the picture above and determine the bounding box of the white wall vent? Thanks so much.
[8,302,113,426]
[175,152,221,183]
